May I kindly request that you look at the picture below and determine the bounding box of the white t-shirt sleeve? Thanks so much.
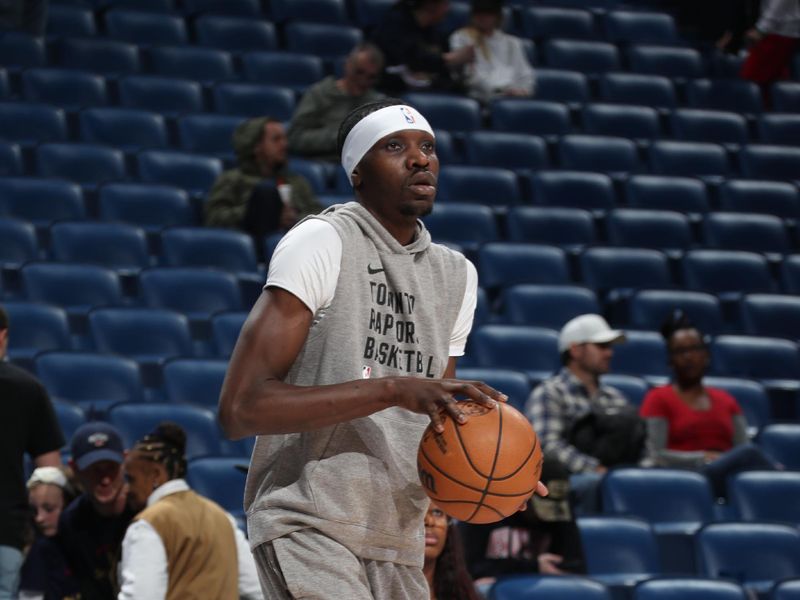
[450,258,478,357]
[117,520,168,600]
[265,219,342,313]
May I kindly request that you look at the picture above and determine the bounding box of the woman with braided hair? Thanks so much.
[116,422,260,599]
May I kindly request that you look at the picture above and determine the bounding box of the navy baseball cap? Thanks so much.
[70,422,125,470]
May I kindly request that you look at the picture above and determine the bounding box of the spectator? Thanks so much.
[288,43,385,162]
[204,117,322,241]
[461,456,586,598]
[424,501,480,600]
[640,311,778,499]
[57,422,134,600]
[449,0,535,104]
[0,305,65,600]
[19,467,80,600]
[371,0,475,94]
[117,422,260,599]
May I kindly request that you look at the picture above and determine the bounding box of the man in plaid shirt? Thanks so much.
[525,314,628,475]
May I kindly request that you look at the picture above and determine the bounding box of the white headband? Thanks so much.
[27,466,68,490]
[341,104,434,186]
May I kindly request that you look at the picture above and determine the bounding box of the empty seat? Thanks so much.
[37,143,125,189]
[163,358,228,408]
[148,46,234,83]
[492,575,612,600]
[758,113,800,146]
[782,254,800,294]
[772,81,800,112]
[625,174,709,215]
[534,69,590,104]
[21,263,123,317]
[580,247,671,298]
[712,335,800,382]
[137,150,223,195]
[49,221,150,272]
[605,11,678,45]
[611,330,670,380]
[578,516,660,587]
[139,267,242,319]
[468,324,560,381]
[104,10,188,45]
[501,284,599,329]
[284,22,362,60]
[685,79,763,115]
[528,170,616,211]
[0,102,67,144]
[194,15,276,52]
[670,109,748,146]
[241,51,324,93]
[581,103,660,140]
[729,471,800,525]
[506,206,596,250]
[771,579,800,600]
[3,302,71,364]
[421,203,498,252]
[682,250,776,297]
[118,75,204,114]
[703,376,771,436]
[455,367,532,413]
[628,290,723,334]
[437,166,519,205]
[160,227,259,274]
[0,178,84,226]
[212,82,294,120]
[627,45,704,79]
[601,373,650,406]
[22,68,108,109]
[559,134,641,175]
[177,113,244,157]
[0,143,22,176]
[79,108,168,150]
[182,0,260,16]
[633,578,747,600]
[211,311,246,357]
[48,5,96,36]
[521,6,595,40]
[490,99,571,137]
[740,144,800,181]
[186,457,247,517]
[99,183,194,231]
[52,400,87,443]
[402,93,481,132]
[0,218,38,267]
[598,72,676,109]
[270,0,348,24]
[702,212,790,256]
[478,243,570,290]
[463,131,548,171]
[758,423,800,470]
[606,209,692,255]
[648,140,729,178]
[544,39,621,73]
[740,294,800,340]
[719,179,800,220]
[56,37,140,75]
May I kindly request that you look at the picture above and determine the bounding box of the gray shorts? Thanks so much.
[253,529,428,600]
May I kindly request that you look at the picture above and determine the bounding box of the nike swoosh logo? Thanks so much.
[367,264,385,275]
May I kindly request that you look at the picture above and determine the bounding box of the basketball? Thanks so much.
[417,401,543,524]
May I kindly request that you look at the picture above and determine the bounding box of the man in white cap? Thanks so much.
[219,98,542,599]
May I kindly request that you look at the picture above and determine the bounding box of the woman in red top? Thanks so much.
[640,311,776,498]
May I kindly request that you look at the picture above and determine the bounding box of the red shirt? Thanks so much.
[639,385,742,452]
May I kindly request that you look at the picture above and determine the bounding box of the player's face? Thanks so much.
[78,459,125,507]
[423,503,449,562]
[356,129,439,221]
[668,328,709,382]
[29,483,65,537]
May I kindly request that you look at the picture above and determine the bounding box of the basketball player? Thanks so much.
[219,98,544,599]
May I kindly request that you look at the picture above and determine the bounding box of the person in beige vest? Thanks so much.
[117,423,261,600]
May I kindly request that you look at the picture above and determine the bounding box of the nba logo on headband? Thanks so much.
[400,106,416,124]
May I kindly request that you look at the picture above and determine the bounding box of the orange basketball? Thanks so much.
[417,401,543,524]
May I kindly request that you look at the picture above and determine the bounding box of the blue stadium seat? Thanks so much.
[740,144,800,182]
[182,0,260,16]
[463,131,548,171]
[287,158,328,195]
[578,516,660,587]
[468,324,560,381]
[506,206,596,251]
[49,222,150,272]
[284,22,362,61]
[670,109,748,146]
[21,263,123,318]
[106,0,176,11]
[528,170,616,211]
[740,294,800,341]
[104,10,188,45]
[22,68,108,109]
[628,289,723,335]
[421,203,498,253]
[729,471,800,525]
[56,37,140,75]
[52,400,87,443]
[139,267,243,320]
[177,114,244,158]
[0,68,7,99]
[46,5,97,37]
[605,11,678,45]
[781,255,800,295]
[186,457,247,518]
[579,247,672,299]
[772,82,800,112]
[160,227,259,274]
[682,250,776,298]
[79,108,168,151]
[521,6,596,40]
[0,179,84,227]
[489,99,571,137]
[633,578,747,600]
[559,134,642,175]
[0,218,38,268]
[534,69,590,104]
[758,423,800,470]
[605,208,692,256]
[211,311,246,357]
[0,31,45,70]
[544,39,621,73]
[241,51,324,93]
[3,302,71,365]
[598,72,676,109]
[454,367,532,413]
[501,284,600,329]
[758,113,800,146]
[627,45,704,79]
[478,243,570,290]
[625,174,709,216]
[137,150,223,195]
[771,579,800,600]
[270,0,348,24]
[703,376,771,437]
[118,75,204,114]
[600,373,649,406]
[685,79,763,115]
[719,179,800,220]
[648,140,730,179]
[107,403,223,459]
[163,358,228,408]
[0,143,22,176]
[148,46,234,83]
[402,93,481,132]
[695,523,800,597]
[98,183,195,232]
[610,330,670,381]
[702,212,790,256]
[212,82,294,120]
[193,15,277,52]
[581,103,660,140]
[712,335,800,383]
[437,166,519,205]
[0,102,67,144]
[36,143,127,188]
[491,575,612,600]
[36,351,144,415]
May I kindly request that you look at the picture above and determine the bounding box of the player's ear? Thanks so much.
[351,167,362,189]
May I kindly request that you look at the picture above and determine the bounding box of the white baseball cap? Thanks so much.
[558,314,626,353]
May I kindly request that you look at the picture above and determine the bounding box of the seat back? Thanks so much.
[118,75,204,114]
[606,208,692,253]
[559,134,642,174]
[160,227,258,273]
[492,575,612,600]
[0,178,85,226]
[729,471,800,525]
[21,263,123,312]
[88,308,193,359]
[163,358,228,408]
[610,330,670,379]
[139,267,243,317]
[633,578,747,600]
[740,294,800,340]
[50,222,149,271]
[506,206,596,250]
[22,68,107,109]
[137,150,223,194]
[468,325,560,380]
[194,15,277,52]
[627,45,704,78]
[98,183,194,231]
[36,143,126,185]
[598,72,676,108]
[703,212,790,255]
[528,170,616,211]
[628,290,723,334]
[625,175,709,214]
[502,284,599,329]
[671,109,748,145]
[757,424,800,470]
[578,516,660,577]
[186,457,248,515]
[719,180,800,220]
[681,250,775,295]
[711,335,800,380]
[455,367,532,413]
[437,166,520,206]
[579,247,671,295]
[478,243,570,289]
